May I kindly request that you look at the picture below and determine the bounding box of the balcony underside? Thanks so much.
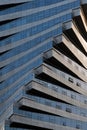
[63,21,87,54]
[53,34,87,69]
[34,64,87,96]
[81,0,87,19]
[27,79,87,105]
[43,49,87,82]
[73,7,87,33]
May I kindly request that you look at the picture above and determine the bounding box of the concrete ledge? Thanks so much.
[26,80,87,109]
[19,97,87,122]
[43,48,87,82]
[73,7,87,32]
[53,34,87,68]
[34,64,87,96]
[63,21,87,53]
[81,0,87,4]
[10,114,81,130]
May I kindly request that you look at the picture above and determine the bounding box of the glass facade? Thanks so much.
[0,0,87,130]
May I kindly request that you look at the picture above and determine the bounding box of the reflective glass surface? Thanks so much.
[1,1,87,130]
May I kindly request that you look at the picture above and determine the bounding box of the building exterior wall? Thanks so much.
[0,0,87,129]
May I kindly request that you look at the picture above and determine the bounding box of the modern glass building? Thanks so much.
[0,0,87,129]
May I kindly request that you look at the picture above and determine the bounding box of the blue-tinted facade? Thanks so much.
[0,0,87,129]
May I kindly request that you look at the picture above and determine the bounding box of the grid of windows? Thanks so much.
[0,0,87,130]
